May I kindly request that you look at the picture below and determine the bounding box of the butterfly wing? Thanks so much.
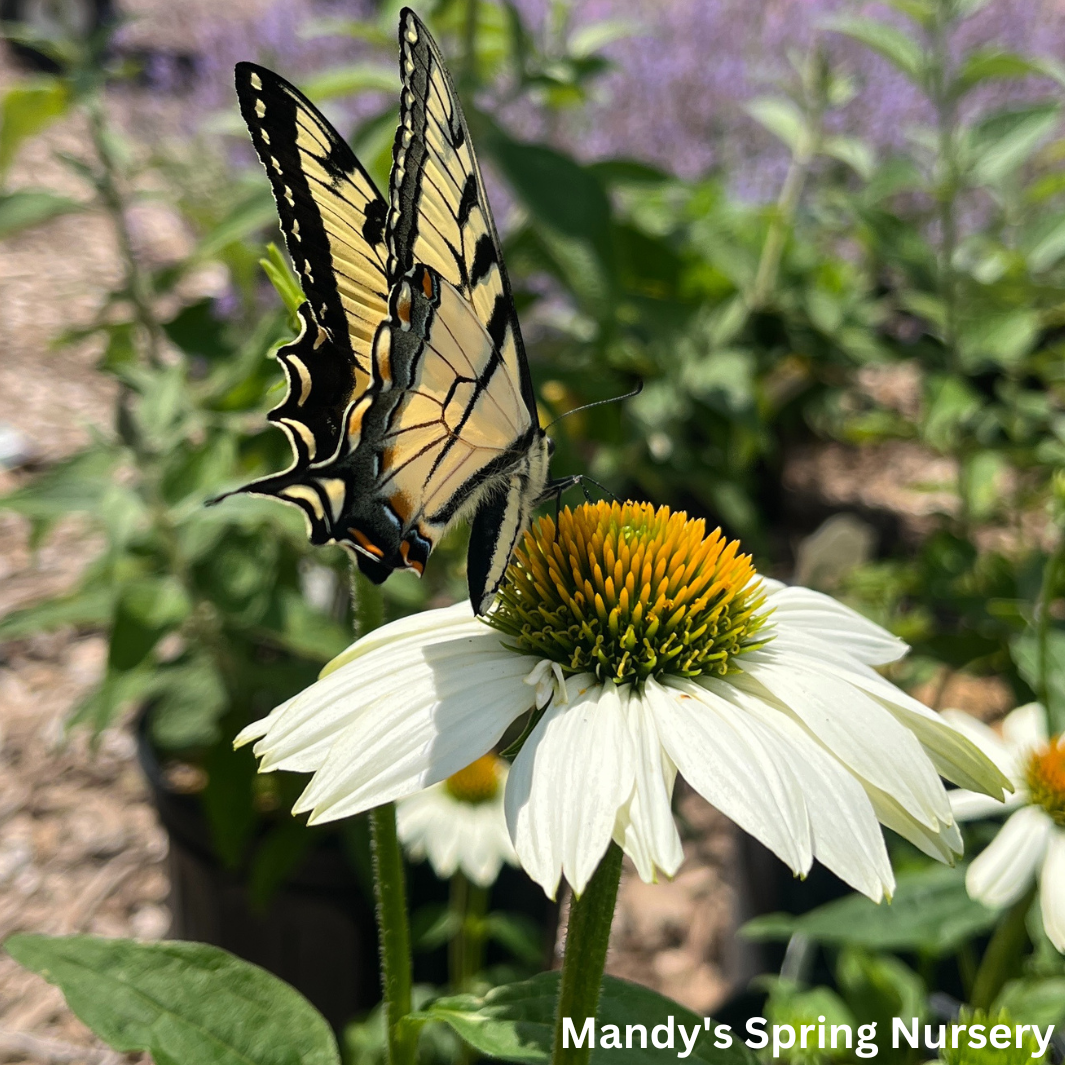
[234,62,390,475]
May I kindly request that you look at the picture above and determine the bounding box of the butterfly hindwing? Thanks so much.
[235,62,389,464]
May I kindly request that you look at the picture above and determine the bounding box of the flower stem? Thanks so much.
[371,802,417,1065]
[449,872,489,991]
[1037,539,1065,735]
[551,843,623,1065]
[970,886,1035,1010]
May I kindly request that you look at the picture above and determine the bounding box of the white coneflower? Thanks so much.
[237,502,1009,901]
[396,754,517,887]
[945,703,1065,951]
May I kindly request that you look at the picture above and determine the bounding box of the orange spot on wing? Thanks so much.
[349,528,384,559]
[399,540,424,576]
[420,268,434,299]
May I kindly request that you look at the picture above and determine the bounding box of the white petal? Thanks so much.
[1002,702,1049,755]
[940,709,1021,783]
[1039,829,1065,953]
[505,677,636,899]
[766,585,909,665]
[967,806,1052,908]
[743,649,950,828]
[254,625,505,772]
[613,686,683,883]
[655,677,813,875]
[320,600,476,676]
[949,787,1024,821]
[294,649,534,822]
[737,696,894,902]
[864,784,962,865]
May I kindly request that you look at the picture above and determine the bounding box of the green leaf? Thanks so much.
[958,308,1040,370]
[301,63,397,101]
[822,136,876,179]
[952,50,1043,97]
[968,104,1061,186]
[825,17,925,83]
[195,188,278,259]
[741,864,998,956]
[1024,211,1065,272]
[1011,630,1065,734]
[0,583,113,639]
[993,977,1065,1027]
[960,450,1007,522]
[487,131,613,270]
[4,935,340,1065]
[109,577,192,673]
[0,78,71,178]
[746,97,807,156]
[260,242,305,319]
[834,948,926,1044]
[147,655,228,749]
[921,374,981,451]
[421,972,757,1064]
[0,189,82,237]
[68,668,156,733]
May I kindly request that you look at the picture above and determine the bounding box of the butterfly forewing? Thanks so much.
[389,10,539,422]
[235,62,389,464]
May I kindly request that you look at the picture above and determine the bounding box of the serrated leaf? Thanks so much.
[4,935,340,1065]
[421,972,757,1064]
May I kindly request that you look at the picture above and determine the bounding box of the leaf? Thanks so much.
[0,189,82,237]
[0,78,71,178]
[4,935,340,1065]
[301,63,397,101]
[960,450,1007,522]
[741,864,998,956]
[195,188,278,259]
[968,104,1061,186]
[260,242,305,319]
[825,16,925,83]
[147,655,228,749]
[421,972,758,1064]
[993,977,1065,1027]
[487,131,613,271]
[958,308,1040,370]
[1025,211,1065,272]
[822,136,875,179]
[0,584,113,639]
[921,374,980,452]
[746,97,807,156]
[1011,630,1065,735]
[108,577,192,672]
[952,49,1043,97]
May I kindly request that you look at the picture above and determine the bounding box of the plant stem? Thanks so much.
[462,0,479,91]
[371,802,417,1065]
[749,47,825,311]
[551,843,623,1065]
[449,873,489,991]
[86,99,162,370]
[970,886,1035,1010]
[1037,539,1065,734]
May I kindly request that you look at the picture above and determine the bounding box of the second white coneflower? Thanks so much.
[237,501,1010,901]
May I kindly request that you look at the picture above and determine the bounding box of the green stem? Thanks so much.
[371,802,417,1065]
[551,843,623,1065]
[1037,539,1065,734]
[970,886,1035,1010]
[86,99,162,370]
[449,873,490,989]
[749,48,826,311]
[462,0,479,91]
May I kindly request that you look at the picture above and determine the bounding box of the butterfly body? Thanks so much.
[221,11,567,615]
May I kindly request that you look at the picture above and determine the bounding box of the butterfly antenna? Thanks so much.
[543,379,643,432]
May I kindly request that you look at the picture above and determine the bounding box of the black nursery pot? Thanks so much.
[136,713,558,1032]
[136,713,379,1032]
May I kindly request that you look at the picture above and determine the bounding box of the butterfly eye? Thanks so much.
[546,436,556,457]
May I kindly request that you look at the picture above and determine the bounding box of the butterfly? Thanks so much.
[220,7,579,615]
